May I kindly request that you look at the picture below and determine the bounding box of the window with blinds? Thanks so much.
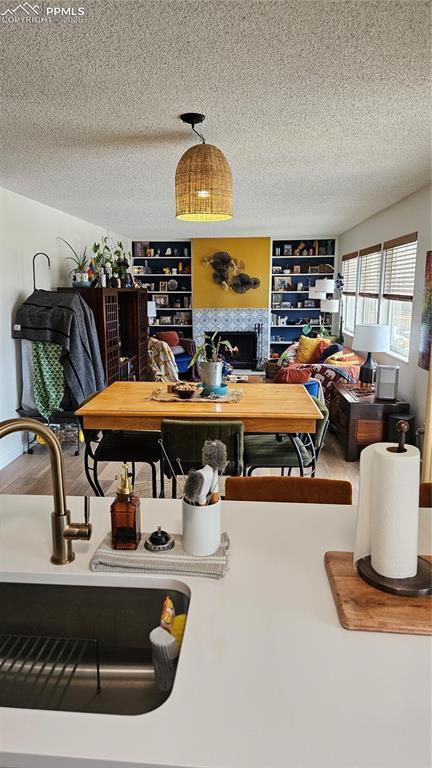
[342,252,358,295]
[359,245,382,297]
[383,232,417,301]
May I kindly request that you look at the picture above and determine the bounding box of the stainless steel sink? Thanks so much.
[0,582,189,715]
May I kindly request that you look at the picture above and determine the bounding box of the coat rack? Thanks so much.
[32,252,51,290]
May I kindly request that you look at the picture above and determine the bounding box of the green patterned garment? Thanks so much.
[32,342,64,422]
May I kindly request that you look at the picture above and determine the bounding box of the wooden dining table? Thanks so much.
[75,381,323,434]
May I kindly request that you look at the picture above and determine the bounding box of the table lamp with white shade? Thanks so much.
[147,300,157,322]
[353,324,390,385]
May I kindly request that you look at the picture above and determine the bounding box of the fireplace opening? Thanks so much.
[206,331,258,370]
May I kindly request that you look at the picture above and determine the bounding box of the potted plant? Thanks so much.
[58,237,89,286]
[92,237,132,287]
[189,332,234,388]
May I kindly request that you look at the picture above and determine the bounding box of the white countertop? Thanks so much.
[0,494,431,768]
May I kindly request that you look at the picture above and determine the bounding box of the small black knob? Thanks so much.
[149,526,170,546]
[396,420,409,452]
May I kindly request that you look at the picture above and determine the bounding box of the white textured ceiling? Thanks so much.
[1,0,431,239]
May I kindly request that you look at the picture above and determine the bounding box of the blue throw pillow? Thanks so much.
[319,343,343,363]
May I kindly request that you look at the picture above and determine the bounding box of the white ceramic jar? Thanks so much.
[182,499,221,556]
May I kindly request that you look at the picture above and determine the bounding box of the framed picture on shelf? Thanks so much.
[160,315,173,325]
[132,265,144,275]
[281,301,292,308]
[274,276,292,291]
[304,299,315,308]
[155,294,169,307]
[308,265,321,274]
[159,281,168,291]
[293,265,301,274]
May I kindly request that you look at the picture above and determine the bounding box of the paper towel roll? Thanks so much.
[354,442,420,578]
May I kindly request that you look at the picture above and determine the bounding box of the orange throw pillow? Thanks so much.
[311,339,331,363]
[155,331,180,347]
[274,367,311,384]
[296,335,325,363]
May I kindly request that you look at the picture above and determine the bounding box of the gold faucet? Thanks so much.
[0,418,92,564]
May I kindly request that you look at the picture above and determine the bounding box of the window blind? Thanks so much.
[342,252,358,295]
[359,244,382,298]
[383,233,417,301]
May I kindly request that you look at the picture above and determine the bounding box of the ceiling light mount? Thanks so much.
[180,112,206,143]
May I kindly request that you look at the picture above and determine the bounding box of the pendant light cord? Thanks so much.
[192,124,205,143]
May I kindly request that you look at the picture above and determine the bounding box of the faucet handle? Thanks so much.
[84,496,90,525]
[64,497,92,541]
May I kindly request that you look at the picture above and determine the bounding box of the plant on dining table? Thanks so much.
[189,332,235,367]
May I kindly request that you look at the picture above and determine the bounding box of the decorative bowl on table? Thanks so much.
[172,383,196,400]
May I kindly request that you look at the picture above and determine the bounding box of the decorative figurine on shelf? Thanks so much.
[293,242,306,256]
[143,260,152,275]
[278,316,288,326]
[297,282,304,291]
[165,248,172,256]
[313,240,319,256]
[163,266,171,274]
[308,248,313,256]
[155,249,161,257]
[326,240,333,255]
[173,248,179,257]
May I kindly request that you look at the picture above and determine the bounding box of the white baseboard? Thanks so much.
[0,442,23,470]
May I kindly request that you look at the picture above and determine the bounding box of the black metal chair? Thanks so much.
[159,419,244,498]
[78,394,162,497]
[243,396,329,477]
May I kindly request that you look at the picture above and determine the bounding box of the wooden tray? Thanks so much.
[325,552,432,635]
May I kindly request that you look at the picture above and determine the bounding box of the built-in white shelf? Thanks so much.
[149,324,192,328]
[149,291,191,294]
[137,256,191,260]
[272,273,331,278]
[271,324,332,329]
[136,273,191,278]
[272,254,335,259]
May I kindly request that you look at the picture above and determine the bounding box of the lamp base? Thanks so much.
[359,352,376,385]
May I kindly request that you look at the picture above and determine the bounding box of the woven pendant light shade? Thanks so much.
[175,143,233,222]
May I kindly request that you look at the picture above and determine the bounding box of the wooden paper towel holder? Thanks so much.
[357,420,432,598]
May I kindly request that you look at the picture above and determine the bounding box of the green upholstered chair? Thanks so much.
[160,419,244,498]
[244,396,329,477]
[78,394,162,498]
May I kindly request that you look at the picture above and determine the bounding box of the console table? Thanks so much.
[330,382,409,461]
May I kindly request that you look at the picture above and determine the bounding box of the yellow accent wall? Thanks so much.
[192,237,270,308]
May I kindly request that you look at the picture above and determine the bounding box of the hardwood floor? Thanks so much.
[0,432,359,502]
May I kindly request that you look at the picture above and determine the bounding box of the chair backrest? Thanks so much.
[225,476,352,505]
[161,419,244,476]
[310,396,329,450]
[419,482,432,507]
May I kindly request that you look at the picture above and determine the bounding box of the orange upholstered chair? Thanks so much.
[224,476,352,505]
[419,483,432,507]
